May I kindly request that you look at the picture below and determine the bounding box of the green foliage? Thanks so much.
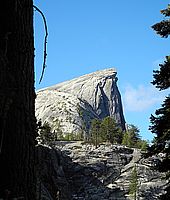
[100,116,123,144]
[57,132,64,140]
[63,132,73,141]
[89,118,101,148]
[122,125,139,148]
[62,131,84,141]
[128,124,140,145]
[52,119,63,140]
[122,131,131,146]
[122,124,149,150]
[129,165,138,199]
[149,4,170,178]
[160,4,170,17]
[152,56,170,90]
[137,140,149,151]
[38,121,58,146]
[76,131,84,141]
[151,4,170,38]
[149,97,170,161]
[89,117,123,146]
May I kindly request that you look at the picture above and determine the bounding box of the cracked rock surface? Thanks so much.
[37,142,168,200]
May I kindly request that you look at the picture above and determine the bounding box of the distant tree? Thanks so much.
[137,140,149,152]
[122,126,148,150]
[129,165,138,200]
[79,121,87,141]
[38,122,58,146]
[128,124,140,145]
[64,133,70,141]
[100,116,123,144]
[122,125,140,148]
[122,131,131,146]
[76,131,84,141]
[52,118,63,140]
[89,119,101,148]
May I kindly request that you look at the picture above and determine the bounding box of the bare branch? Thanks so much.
[33,5,48,84]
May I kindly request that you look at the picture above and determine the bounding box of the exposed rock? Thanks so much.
[36,145,71,200]
[37,142,168,200]
[35,68,125,135]
[35,69,168,199]
[60,142,167,200]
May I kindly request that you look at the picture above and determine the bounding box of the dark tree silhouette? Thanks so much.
[148,4,170,199]
[0,0,37,199]
[149,4,170,169]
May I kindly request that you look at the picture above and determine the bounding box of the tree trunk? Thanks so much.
[0,0,37,199]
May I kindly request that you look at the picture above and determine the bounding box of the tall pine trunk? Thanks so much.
[0,0,37,199]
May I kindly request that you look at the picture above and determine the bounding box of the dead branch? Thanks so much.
[33,5,48,84]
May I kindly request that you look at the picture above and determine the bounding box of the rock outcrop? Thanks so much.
[37,142,168,200]
[36,145,71,200]
[35,68,126,135]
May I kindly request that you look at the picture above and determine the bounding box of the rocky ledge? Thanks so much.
[37,142,168,200]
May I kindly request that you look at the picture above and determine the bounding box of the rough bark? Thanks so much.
[0,0,36,199]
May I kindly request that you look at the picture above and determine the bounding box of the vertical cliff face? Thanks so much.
[35,68,126,134]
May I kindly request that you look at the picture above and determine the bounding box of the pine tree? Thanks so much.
[151,4,170,38]
[149,4,170,199]
[149,97,170,171]
[52,118,63,140]
[90,119,101,148]
[129,165,138,200]
[122,132,131,146]
[100,116,123,144]
[122,124,140,148]
[149,3,170,169]
[39,122,51,145]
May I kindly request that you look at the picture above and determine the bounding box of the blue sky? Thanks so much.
[34,0,170,142]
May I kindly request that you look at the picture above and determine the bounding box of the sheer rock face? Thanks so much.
[35,68,126,134]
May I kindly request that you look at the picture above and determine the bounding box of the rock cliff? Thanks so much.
[35,68,126,135]
[37,143,168,200]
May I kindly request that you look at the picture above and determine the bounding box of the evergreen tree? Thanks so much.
[151,4,170,38]
[129,165,138,200]
[122,124,148,150]
[137,140,149,152]
[151,56,170,90]
[100,116,123,144]
[149,97,170,171]
[122,131,131,147]
[149,3,170,167]
[52,119,63,140]
[38,122,58,146]
[90,119,101,148]
[122,125,140,148]
[149,4,170,199]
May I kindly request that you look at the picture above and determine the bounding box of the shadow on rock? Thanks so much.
[36,144,127,200]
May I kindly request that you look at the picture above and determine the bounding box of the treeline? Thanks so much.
[88,117,148,150]
[37,116,148,150]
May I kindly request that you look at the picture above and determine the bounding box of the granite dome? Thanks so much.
[35,68,125,135]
